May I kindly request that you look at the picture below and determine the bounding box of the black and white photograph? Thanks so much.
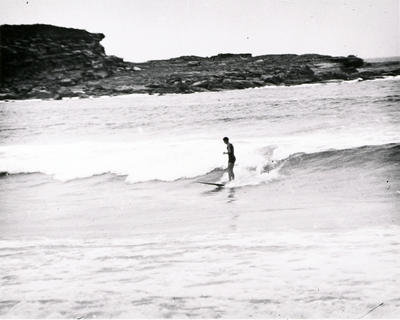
[0,0,399,318]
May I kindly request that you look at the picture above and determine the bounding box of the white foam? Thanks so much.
[1,226,400,318]
[1,128,398,184]
[0,136,272,183]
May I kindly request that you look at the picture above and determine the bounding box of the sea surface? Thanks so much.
[1,77,400,318]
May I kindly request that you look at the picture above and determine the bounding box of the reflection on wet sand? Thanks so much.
[227,188,236,203]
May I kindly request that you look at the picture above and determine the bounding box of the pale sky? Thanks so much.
[0,0,399,62]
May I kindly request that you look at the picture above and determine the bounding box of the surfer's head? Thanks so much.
[223,137,229,144]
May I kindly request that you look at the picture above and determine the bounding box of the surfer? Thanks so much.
[223,137,236,180]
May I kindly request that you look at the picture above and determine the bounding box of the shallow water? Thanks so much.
[2,229,400,318]
[1,77,400,317]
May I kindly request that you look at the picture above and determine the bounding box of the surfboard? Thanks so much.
[197,181,225,187]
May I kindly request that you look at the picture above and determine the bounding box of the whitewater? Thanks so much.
[1,77,400,318]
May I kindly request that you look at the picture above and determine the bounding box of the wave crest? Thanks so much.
[1,142,398,187]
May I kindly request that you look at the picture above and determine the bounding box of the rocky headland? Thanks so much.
[1,24,399,100]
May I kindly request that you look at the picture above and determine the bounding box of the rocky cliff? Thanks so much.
[1,24,399,100]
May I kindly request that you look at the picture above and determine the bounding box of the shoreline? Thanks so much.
[2,62,399,101]
[1,74,399,103]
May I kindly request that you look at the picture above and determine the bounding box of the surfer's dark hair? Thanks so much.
[223,137,229,142]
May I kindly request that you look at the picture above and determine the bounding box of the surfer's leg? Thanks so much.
[228,162,234,180]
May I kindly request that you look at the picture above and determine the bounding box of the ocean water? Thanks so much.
[1,77,400,318]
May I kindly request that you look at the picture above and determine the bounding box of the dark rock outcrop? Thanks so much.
[0,24,133,99]
[1,24,399,100]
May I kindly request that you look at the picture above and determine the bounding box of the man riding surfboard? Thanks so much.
[223,137,236,181]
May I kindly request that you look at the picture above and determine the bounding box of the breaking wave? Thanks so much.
[1,139,398,187]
